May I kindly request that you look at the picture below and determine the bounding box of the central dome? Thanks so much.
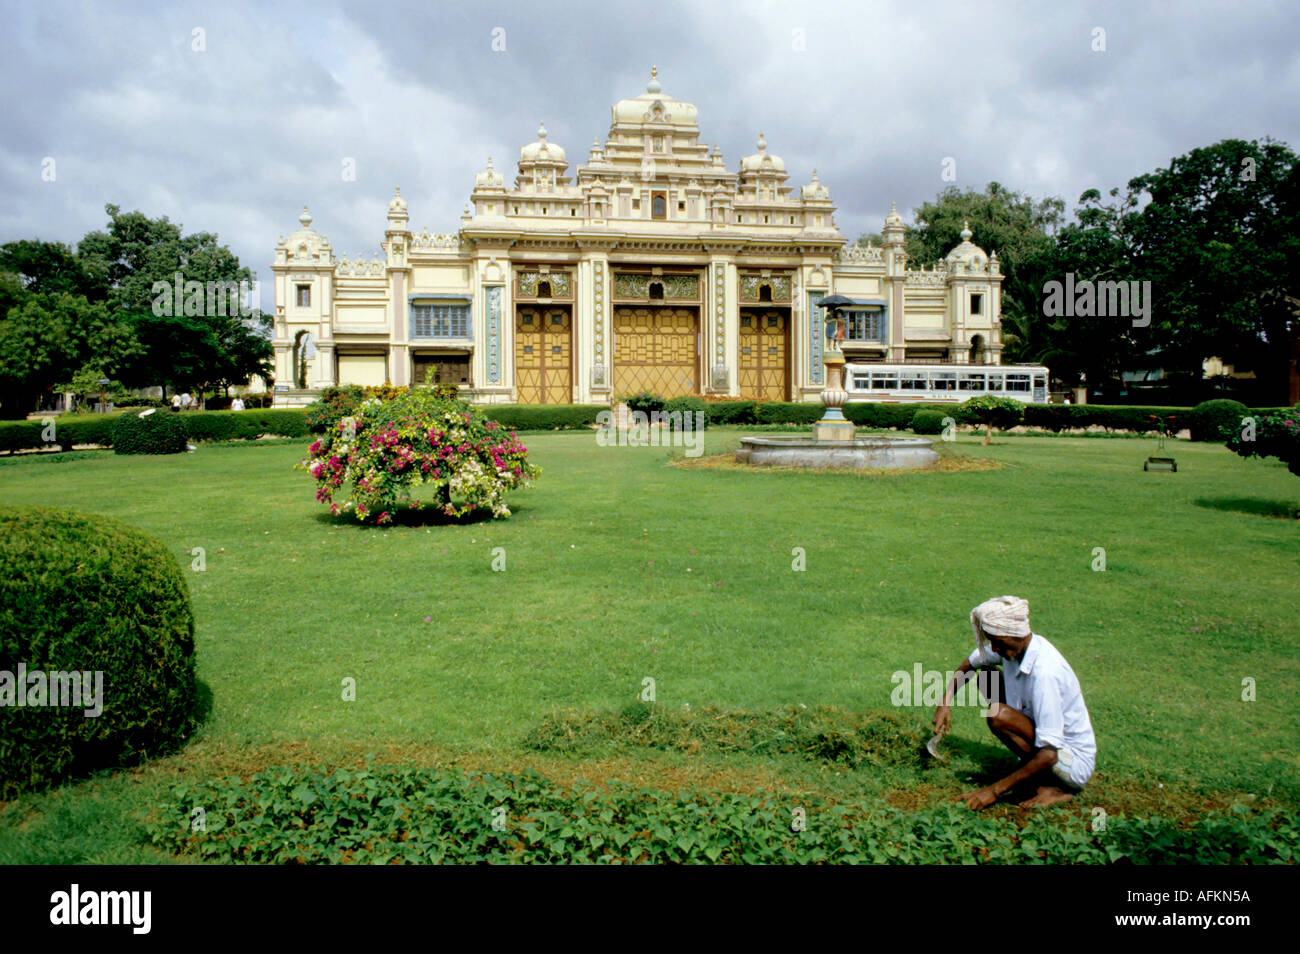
[611,67,700,129]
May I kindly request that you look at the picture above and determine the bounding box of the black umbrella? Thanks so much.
[817,294,855,312]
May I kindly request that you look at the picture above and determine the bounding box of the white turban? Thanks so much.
[971,596,1031,648]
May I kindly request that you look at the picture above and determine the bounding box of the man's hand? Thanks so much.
[932,706,952,736]
[956,786,999,811]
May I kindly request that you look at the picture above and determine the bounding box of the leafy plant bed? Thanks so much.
[143,763,1300,864]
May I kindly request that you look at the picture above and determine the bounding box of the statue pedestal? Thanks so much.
[813,419,856,442]
[815,350,855,442]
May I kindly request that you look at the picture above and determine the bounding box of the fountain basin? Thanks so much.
[735,434,938,470]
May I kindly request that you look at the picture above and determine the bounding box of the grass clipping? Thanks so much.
[525,703,925,769]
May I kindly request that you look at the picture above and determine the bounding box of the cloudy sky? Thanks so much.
[2,0,1297,278]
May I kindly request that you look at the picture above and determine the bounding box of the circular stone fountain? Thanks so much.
[734,433,938,470]
[733,300,939,471]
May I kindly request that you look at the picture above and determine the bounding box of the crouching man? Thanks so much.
[933,595,1097,810]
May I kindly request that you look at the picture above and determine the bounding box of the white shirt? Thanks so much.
[231,398,244,411]
[968,633,1097,783]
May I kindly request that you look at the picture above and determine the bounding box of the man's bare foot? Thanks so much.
[1019,785,1074,808]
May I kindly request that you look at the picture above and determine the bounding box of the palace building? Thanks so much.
[270,69,1005,406]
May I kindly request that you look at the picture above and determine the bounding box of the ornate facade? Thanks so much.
[271,70,1005,406]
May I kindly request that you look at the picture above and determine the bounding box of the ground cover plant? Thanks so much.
[0,426,1296,863]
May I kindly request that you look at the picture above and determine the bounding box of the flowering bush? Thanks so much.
[1226,404,1300,477]
[298,390,540,523]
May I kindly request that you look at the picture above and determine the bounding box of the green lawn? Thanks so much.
[0,427,1297,862]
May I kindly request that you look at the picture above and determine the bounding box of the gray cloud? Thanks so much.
[1,0,1296,277]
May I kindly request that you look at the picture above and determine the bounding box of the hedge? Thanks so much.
[753,402,824,425]
[0,506,201,798]
[113,410,188,455]
[179,409,310,442]
[5,401,1290,453]
[478,405,607,431]
[910,409,951,435]
[1022,405,1198,435]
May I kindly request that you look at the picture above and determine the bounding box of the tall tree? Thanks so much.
[1123,138,1299,403]
[903,183,1064,364]
[77,204,271,398]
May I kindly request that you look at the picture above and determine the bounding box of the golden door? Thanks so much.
[738,310,789,402]
[612,307,698,398]
[515,307,572,404]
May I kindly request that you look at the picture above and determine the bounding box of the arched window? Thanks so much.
[649,281,664,300]
[651,194,667,219]
[759,283,773,302]
[969,334,987,365]
[537,280,552,298]
[292,331,314,389]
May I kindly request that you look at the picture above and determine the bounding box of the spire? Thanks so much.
[756,131,767,153]
[537,121,547,141]
[299,206,312,229]
[961,220,973,242]
[647,65,661,94]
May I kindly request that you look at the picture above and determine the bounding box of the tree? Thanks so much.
[0,254,137,417]
[904,183,1064,367]
[1123,139,1299,404]
[960,395,1025,446]
[78,204,269,400]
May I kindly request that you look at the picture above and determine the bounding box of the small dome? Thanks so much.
[387,186,407,213]
[740,132,785,173]
[800,169,829,201]
[281,205,332,262]
[520,122,566,163]
[474,157,504,189]
[884,201,904,228]
[946,220,989,266]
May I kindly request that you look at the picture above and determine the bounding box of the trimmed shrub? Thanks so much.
[112,410,188,455]
[0,506,200,798]
[180,409,309,442]
[957,396,1025,445]
[706,401,758,425]
[663,396,710,428]
[622,391,665,416]
[57,414,120,450]
[910,408,951,435]
[480,405,606,431]
[0,420,44,454]
[1191,399,1252,443]
[754,402,823,425]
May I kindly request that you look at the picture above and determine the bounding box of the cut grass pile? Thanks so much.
[525,703,927,769]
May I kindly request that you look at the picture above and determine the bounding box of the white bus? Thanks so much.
[845,364,1050,404]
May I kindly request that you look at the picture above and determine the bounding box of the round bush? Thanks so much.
[0,506,200,798]
[1191,399,1251,443]
[112,409,188,454]
[910,408,951,435]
